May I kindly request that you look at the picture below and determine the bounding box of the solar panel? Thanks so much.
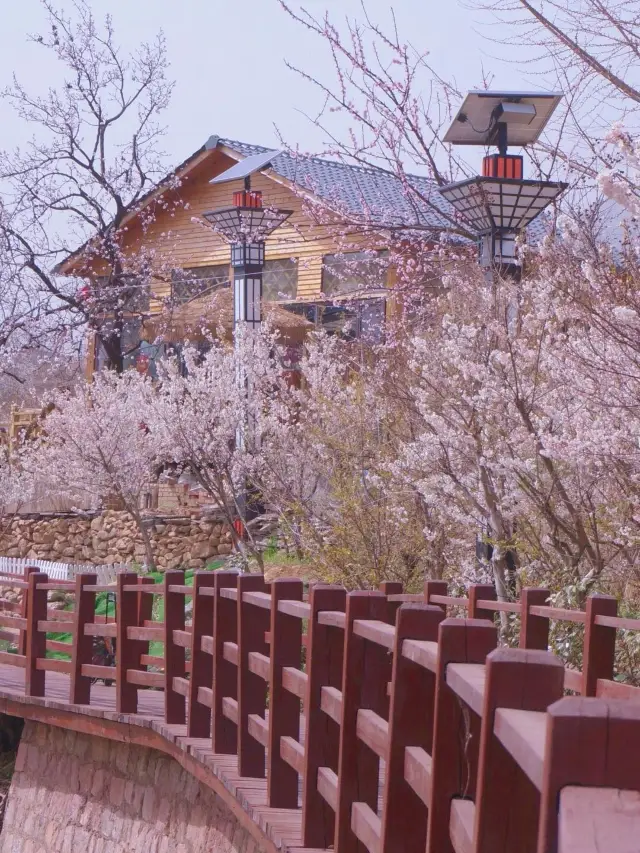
[210,150,283,185]
[443,91,563,147]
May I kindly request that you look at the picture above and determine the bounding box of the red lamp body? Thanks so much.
[482,154,523,180]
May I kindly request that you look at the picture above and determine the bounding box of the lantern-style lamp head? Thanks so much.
[202,149,293,245]
[439,174,566,241]
[202,190,293,245]
[440,91,567,268]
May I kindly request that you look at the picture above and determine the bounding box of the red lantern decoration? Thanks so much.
[136,354,150,375]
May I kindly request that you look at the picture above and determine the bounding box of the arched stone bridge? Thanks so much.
[0,569,638,853]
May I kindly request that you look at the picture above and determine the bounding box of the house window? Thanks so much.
[121,277,151,313]
[263,258,298,302]
[282,298,386,344]
[171,265,229,304]
[322,251,388,297]
[320,299,386,343]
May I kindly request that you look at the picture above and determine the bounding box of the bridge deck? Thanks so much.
[0,664,322,853]
[0,573,637,853]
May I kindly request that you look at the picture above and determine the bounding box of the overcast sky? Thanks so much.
[0,0,540,176]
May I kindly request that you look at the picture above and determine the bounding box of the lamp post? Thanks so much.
[202,151,292,532]
[438,90,568,573]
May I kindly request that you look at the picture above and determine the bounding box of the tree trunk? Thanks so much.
[128,505,155,571]
[99,328,125,374]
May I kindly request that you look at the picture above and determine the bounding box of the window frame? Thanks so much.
[171,265,230,305]
[282,296,387,344]
[321,250,389,298]
[262,257,299,302]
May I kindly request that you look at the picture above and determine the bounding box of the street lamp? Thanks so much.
[439,90,568,573]
[201,150,293,535]
[203,149,293,328]
[440,91,567,272]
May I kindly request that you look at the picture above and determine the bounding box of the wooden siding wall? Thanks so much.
[104,150,374,311]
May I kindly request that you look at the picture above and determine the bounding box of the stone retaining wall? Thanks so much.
[0,720,257,853]
[0,511,234,571]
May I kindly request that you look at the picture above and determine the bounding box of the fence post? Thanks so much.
[582,594,618,697]
[467,584,497,619]
[379,581,403,595]
[164,569,186,724]
[473,648,565,853]
[424,580,448,611]
[19,565,37,656]
[237,573,270,778]
[187,571,216,738]
[212,570,239,754]
[519,588,550,650]
[267,577,303,808]
[380,581,404,625]
[137,575,155,655]
[116,572,140,714]
[380,604,445,853]
[335,591,390,853]
[25,572,48,697]
[426,618,498,853]
[538,696,640,853]
[301,584,347,849]
[70,573,97,705]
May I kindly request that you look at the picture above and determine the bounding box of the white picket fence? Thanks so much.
[0,557,127,584]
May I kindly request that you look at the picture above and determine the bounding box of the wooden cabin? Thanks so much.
[56,136,457,377]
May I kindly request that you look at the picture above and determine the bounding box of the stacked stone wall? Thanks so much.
[0,720,258,853]
[0,511,234,571]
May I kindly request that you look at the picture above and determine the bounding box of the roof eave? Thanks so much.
[55,142,217,276]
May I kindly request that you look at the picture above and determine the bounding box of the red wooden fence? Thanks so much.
[0,569,639,853]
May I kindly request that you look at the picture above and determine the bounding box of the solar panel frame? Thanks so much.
[443,91,563,147]
[210,149,283,185]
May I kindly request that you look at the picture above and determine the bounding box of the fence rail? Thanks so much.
[0,556,123,583]
[0,568,638,853]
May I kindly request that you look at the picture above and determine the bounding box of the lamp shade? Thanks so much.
[202,205,292,243]
[439,176,567,234]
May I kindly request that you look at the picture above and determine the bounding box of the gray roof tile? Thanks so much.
[216,137,457,233]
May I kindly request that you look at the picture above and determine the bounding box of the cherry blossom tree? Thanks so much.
[255,331,462,588]
[388,164,639,608]
[5,0,637,613]
[278,2,470,194]
[0,0,178,373]
[276,0,484,323]
[467,0,640,199]
[274,1,640,606]
[0,440,36,530]
[22,369,160,567]
[147,326,296,570]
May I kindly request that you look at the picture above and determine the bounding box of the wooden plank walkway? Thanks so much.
[0,664,320,853]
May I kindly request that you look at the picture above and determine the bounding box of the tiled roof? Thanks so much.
[209,136,458,233]
[57,134,556,273]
